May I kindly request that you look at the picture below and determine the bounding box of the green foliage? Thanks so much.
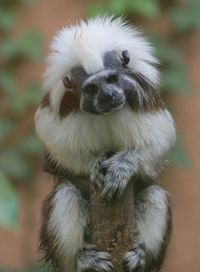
[170,0,200,32]
[88,0,160,19]
[10,83,42,115]
[0,150,32,180]
[0,30,43,61]
[0,9,16,30]
[128,0,160,18]
[0,172,19,230]
[0,118,14,142]
[18,30,44,60]
[170,135,190,167]
[149,36,192,95]
[0,0,43,230]
[0,261,54,272]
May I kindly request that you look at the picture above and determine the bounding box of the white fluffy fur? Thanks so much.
[134,185,169,256]
[42,16,160,109]
[48,184,87,271]
[35,106,175,176]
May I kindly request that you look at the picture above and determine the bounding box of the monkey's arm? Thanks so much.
[91,110,176,199]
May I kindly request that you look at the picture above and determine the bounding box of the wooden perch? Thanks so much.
[90,182,134,271]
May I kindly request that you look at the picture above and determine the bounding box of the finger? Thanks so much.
[101,184,116,200]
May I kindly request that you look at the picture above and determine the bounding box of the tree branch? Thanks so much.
[90,182,134,271]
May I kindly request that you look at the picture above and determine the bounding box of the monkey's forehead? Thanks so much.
[71,51,123,77]
[70,51,125,87]
[50,16,155,73]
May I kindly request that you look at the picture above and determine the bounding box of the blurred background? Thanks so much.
[0,0,200,271]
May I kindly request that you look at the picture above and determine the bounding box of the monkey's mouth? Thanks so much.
[97,98,125,113]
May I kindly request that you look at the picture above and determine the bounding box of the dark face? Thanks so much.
[62,51,139,114]
[79,68,125,114]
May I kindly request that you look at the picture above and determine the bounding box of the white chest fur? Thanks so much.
[35,106,175,174]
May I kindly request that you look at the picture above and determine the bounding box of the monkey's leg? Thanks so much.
[40,182,112,272]
[40,182,88,271]
[123,185,171,272]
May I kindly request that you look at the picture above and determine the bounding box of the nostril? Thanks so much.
[106,75,118,84]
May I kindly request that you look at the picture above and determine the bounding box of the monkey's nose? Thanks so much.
[99,92,113,103]
[99,91,124,108]
[111,92,124,104]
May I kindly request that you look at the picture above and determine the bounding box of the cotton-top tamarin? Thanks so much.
[35,16,176,272]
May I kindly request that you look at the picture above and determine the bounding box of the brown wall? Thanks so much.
[162,31,200,272]
[0,1,200,271]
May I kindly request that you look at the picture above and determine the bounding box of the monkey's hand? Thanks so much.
[91,150,138,199]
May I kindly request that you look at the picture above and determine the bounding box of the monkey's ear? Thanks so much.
[62,76,76,90]
[121,50,130,67]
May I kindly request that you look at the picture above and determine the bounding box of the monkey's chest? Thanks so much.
[49,109,143,174]
[66,109,142,152]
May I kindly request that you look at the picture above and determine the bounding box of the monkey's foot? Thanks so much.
[123,248,145,272]
[78,245,113,272]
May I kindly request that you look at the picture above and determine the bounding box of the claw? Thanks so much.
[78,246,113,272]
[123,248,145,272]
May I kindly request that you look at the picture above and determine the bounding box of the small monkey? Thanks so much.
[35,16,176,272]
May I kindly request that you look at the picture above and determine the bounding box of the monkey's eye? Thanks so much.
[84,84,98,94]
[106,75,118,84]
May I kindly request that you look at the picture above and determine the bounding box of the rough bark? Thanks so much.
[90,182,134,271]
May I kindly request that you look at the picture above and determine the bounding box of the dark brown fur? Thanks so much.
[142,86,164,112]
[40,92,51,109]
[128,73,164,112]
[59,91,80,118]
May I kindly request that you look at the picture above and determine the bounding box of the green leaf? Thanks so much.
[9,83,41,114]
[169,137,190,167]
[9,96,26,115]
[23,83,42,105]
[18,29,44,60]
[107,0,127,14]
[161,66,192,95]
[87,4,102,17]
[149,35,192,95]
[88,0,160,18]
[0,9,16,30]
[0,268,10,272]
[149,35,181,65]
[0,38,19,59]
[0,151,32,180]
[0,71,16,95]
[0,118,15,142]
[19,134,42,155]
[128,0,160,18]
[0,172,20,230]
[20,0,34,5]
[170,1,200,32]
[0,30,43,61]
